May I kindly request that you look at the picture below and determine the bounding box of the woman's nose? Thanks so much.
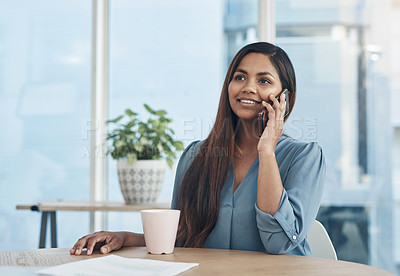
[242,80,257,94]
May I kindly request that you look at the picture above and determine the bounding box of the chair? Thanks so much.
[308,220,337,260]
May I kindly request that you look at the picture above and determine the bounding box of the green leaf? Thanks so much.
[107,115,124,124]
[159,122,167,130]
[166,158,174,170]
[152,121,160,129]
[144,104,156,115]
[126,134,135,140]
[115,140,126,148]
[107,134,118,139]
[125,109,138,117]
[164,134,172,143]
[173,141,184,150]
[127,153,137,165]
[126,120,137,129]
[133,143,144,152]
[155,110,167,116]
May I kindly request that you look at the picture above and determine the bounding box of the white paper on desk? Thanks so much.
[36,255,199,276]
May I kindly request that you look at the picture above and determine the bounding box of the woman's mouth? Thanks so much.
[237,99,261,106]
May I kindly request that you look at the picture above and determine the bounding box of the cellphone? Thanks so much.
[258,89,289,137]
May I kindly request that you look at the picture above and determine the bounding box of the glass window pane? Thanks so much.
[107,0,225,230]
[0,0,91,250]
[273,0,396,273]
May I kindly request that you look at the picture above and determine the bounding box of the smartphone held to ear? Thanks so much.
[258,89,289,137]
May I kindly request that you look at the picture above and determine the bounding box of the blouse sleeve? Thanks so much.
[171,140,201,210]
[255,141,326,254]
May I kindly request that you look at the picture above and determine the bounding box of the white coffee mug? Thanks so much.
[140,209,181,254]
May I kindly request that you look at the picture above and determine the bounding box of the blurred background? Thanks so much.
[0,0,399,274]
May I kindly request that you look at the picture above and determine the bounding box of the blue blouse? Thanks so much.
[171,135,325,256]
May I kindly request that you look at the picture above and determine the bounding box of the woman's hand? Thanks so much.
[70,231,141,256]
[257,92,286,153]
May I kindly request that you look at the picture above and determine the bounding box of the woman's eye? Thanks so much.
[259,78,271,85]
[234,75,246,81]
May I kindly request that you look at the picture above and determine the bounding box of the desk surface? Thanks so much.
[16,200,170,212]
[0,247,394,276]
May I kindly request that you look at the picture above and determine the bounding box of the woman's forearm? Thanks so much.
[122,232,145,247]
[257,151,284,216]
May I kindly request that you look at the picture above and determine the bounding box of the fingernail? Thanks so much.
[102,247,108,253]
[87,249,91,255]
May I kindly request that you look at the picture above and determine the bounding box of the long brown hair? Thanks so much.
[176,42,297,247]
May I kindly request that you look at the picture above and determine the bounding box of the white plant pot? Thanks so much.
[117,160,166,204]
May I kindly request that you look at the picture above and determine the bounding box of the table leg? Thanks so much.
[39,212,48,248]
[50,211,57,248]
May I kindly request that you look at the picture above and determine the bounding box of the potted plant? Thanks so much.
[107,104,184,204]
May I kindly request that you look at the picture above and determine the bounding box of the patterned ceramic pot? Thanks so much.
[117,160,166,204]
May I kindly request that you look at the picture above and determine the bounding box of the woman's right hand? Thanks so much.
[70,231,139,256]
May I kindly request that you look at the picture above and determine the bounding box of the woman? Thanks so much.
[70,42,325,256]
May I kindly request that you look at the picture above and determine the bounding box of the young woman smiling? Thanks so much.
[70,42,325,256]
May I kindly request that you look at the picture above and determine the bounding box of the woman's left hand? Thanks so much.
[257,92,286,153]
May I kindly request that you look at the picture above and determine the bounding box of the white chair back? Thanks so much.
[308,220,337,260]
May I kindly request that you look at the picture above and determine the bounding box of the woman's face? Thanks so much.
[228,52,283,121]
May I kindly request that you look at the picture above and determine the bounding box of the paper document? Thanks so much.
[36,255,199,276]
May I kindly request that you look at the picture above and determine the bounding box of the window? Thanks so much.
[273,0,396,272]
[0,0,91,249]
[106,0,225,231]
